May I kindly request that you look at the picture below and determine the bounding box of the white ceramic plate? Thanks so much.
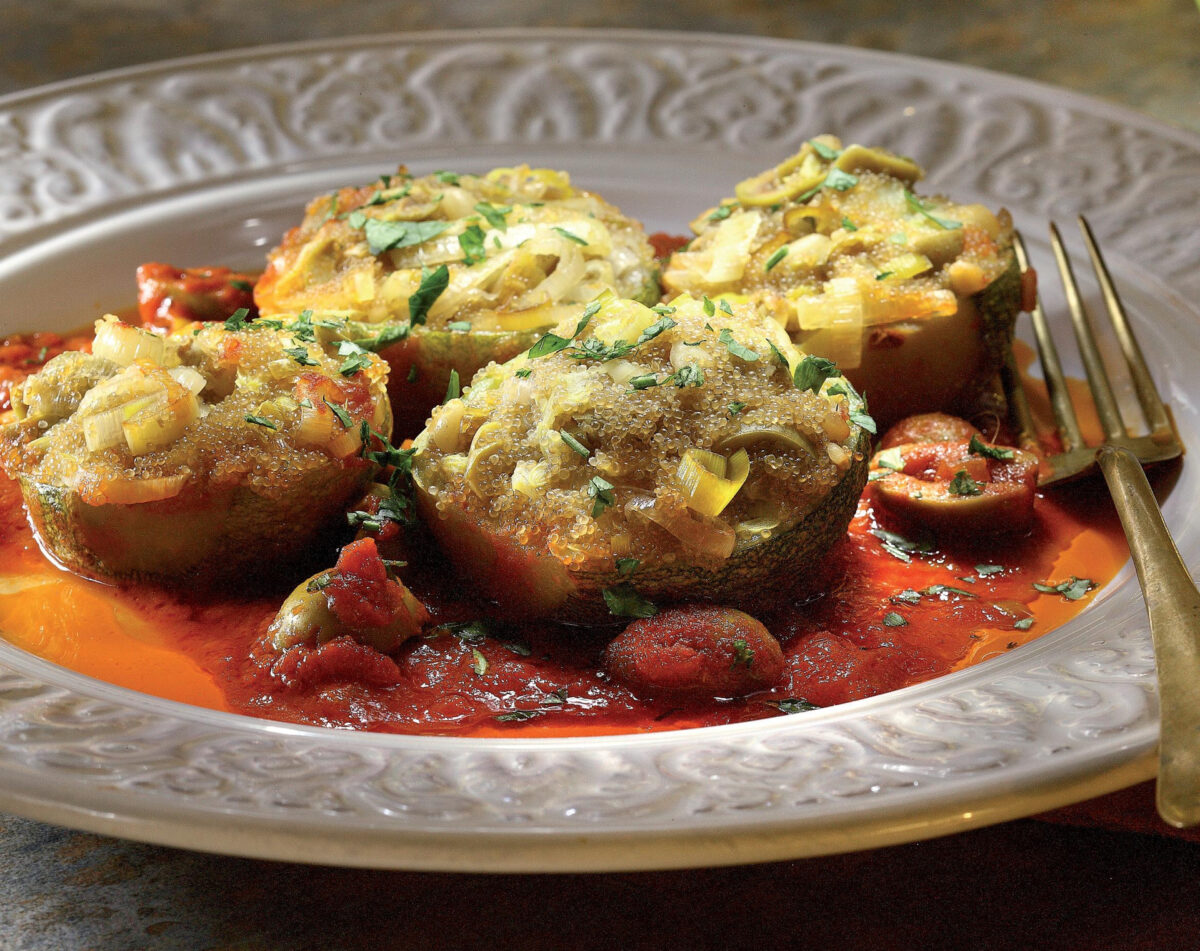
[1,29,1198,872]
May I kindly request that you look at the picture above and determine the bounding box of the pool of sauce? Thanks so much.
[0,331,1132,737]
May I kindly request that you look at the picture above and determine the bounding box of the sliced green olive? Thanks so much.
[268,567,427,654]
[910,228,966,268]
[834,145,923,184]
[716,424,817,456]
[782,208,818,237]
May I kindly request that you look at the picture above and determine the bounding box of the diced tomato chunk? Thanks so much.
[271,636,403,688]
[324,538,404,630]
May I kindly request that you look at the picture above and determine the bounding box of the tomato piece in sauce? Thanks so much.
[136,262,258,332]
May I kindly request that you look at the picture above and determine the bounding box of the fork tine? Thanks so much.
[1049,222,1126,442]
[1014,232,1087,453]
[1078,216,1176,442]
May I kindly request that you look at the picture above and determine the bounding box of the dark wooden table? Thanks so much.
[3,2,1200,948]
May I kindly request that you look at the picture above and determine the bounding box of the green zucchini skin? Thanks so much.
[415,429,869,626]
[800,248,1021,430]
[20,466,371,590]
[378,327,540,437]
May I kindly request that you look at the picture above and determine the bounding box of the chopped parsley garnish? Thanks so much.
[975,564,1005,577]
[320,193,340,223]
[408,264,449,326]
[968,434,1015,460]
[670,364,705,388]
[560,430,590,457]
[229,279,254,292]
[718,299,734,317]
[470,649,489,677]
[446,321,472,333]
[440,620,489,646]
[434,170,460,184]
[882,611,908,627]
[494,709,546,722]
[728,401,747,417]
[849,408,877,435]
[875,271,895,281]
[702,296,716,317]
[587,476,615,517]
[474,201,511,230]
[766,339,790,370]
[444,369,461,403]
[339,348,373,377]
[809,139,840,160]
[458,224,486,265]
[892,588,923,605]
[361,219,450,256]
[872,527,933,563]
[245,414,277,430]
[904,190,962,230]
[1014,618,1035,630]
[502,641,533,657]
[798,167,859,203]
[793,354,838,393]
[765,697,820,714]
[948,469,983,496]
[1033,577,1096,601]
[718,328,760,362]
[223,307,251,331]
[514,367,532,378]
[553,226,588,246]
[731,638,755,668]
[323,397,353,428]
[708,205,734,221]
[764,246,788,271]
[840,216,858,232]
[602,584,658,618]
[615,557,639,578]
[284,345,318,366]
[407,365,419,383]
[537,312,676,365]
[350,322,411,352]
[527,303,598,358]
[924,584,978,600]
[629,374,659,390]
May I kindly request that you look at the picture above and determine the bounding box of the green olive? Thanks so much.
[715,425,817,456]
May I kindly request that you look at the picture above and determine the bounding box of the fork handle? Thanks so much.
[1097,445,1200,827]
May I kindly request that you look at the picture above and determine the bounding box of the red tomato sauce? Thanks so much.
[0,332,1132,737]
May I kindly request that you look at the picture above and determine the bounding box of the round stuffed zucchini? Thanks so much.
[412,293,871,624]
[256,164,660,435]
[0,314,391,588]
[662,136,1022,428]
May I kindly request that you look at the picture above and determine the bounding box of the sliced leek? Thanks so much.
[676,447,750,517]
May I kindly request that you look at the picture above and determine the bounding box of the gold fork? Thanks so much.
[1005,218,1200,828]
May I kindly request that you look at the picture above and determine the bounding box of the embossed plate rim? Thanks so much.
[0,28,1197,870]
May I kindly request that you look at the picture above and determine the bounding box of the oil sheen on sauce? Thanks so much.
[0,332,1133,738]
[0,467,1129,737]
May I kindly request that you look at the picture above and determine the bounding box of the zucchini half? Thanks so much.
[412,294,872,624]
[415,434,868,624]
[255,164,660,438]
[20,467,368,589]
[663,136,1023,429]
[1,317,391,589]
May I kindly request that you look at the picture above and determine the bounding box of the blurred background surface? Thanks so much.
[3,0,1200,133]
